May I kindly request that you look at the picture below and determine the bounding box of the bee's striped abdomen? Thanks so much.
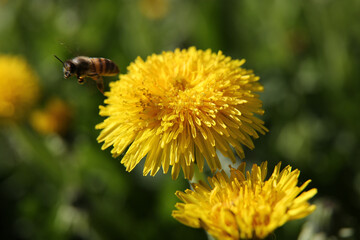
[91,58,119,76]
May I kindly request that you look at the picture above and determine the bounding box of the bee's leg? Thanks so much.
[78,76,86,85]
[92,76,104,94]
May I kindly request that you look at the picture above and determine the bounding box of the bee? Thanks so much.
[54,55,119,94]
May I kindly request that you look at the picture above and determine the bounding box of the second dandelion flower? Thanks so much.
[96,47,268,179]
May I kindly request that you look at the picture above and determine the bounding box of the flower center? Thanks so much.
[173,77,190,92]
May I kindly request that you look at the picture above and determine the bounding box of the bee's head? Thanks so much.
[54,55,76,79]
[63,61,76,79]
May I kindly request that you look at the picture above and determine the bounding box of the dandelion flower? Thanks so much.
[96,47,267,179]
[172,162,317,240]
[30,98,72,135]
[0,55,39,120]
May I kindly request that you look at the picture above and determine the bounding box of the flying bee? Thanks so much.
[54,55,119,94]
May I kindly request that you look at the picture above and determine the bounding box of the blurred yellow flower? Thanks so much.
[139,0,169,20]
[96,47,267,179]
[30,98,72,136]
[172,162,317,240]
[0,55,40,120]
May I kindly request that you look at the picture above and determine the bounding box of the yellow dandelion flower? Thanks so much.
[0,55,40,120]
[96,47,267,179]
[172,162,317,240]
[30,98,73,135]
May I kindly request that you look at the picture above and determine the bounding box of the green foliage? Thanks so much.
[0,0,359,239]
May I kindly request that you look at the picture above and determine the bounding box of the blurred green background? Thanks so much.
[0,0,359,239]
